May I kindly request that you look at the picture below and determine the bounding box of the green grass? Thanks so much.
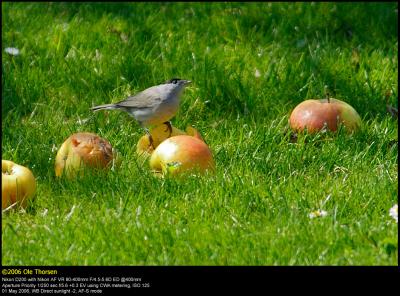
[2,2,398,265]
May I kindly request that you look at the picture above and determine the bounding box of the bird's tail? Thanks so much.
[90,104,119,112]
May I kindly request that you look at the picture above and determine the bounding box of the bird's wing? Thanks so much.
[115,86,164,109]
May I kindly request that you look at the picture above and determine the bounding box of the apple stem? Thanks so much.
[324,86,330,103]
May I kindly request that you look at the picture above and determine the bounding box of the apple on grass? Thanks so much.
[289,98,361,133]
[136,123,205,156]
[55,132,114,178]
[150,135,215,176]
[2,160,36,210]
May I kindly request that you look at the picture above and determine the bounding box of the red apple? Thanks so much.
[150,135,215,176]
[55,132,114,178]
[137,124,205,156]
[2,160,36,210]
[289,98,361,133]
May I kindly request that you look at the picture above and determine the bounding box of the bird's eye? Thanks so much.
[169,78,180,84]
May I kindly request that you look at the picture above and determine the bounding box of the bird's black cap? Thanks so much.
[166,78,183,84]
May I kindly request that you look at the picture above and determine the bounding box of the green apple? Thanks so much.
[2,160,36,210]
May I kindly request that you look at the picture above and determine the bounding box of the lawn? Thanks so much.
[2,2,398,265]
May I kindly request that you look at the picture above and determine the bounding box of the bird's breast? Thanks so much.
[140,95,180,126]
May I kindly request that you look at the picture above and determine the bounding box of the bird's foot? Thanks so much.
[164,121,173,137]
[144,128,155,149]
[149,135,155,149]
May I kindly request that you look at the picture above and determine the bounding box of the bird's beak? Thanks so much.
[184,80,192,85]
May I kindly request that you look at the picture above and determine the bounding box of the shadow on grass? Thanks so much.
[2,2,397,120]
[237,3,398,49]
[12,3,397,49]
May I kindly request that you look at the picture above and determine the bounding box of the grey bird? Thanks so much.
[91,78,191,147]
